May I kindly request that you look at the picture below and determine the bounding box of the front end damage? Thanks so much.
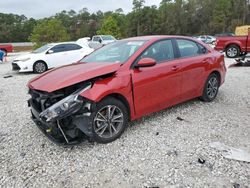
[28,82,96,145]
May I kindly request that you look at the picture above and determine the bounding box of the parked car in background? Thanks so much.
[215,32,235,37]
[76,37,91,48]
[27,35,226,145]
[88,35,116,49]
[215,29,250,58]
[0,44,13,55]
[196,35,216,45]
[12,42,94,73]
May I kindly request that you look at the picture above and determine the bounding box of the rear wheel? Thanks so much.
[33,61,47,73]
[225,45,240,58]
[200,73,220,102]
[91,97,128,143]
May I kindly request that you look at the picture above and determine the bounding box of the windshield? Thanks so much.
[81,40,146,64]
[101,35,116,40]
[32,44,53,53]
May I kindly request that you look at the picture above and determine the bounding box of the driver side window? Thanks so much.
[139,40,175,63]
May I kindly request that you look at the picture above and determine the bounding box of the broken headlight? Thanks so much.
[39,83,92,122]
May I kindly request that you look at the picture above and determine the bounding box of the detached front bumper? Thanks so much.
[28,99,94,146]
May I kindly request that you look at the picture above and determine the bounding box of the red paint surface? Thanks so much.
[215,31,250,52]
[28,36,226,120]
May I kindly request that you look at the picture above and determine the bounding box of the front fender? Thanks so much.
[79,73,136,119]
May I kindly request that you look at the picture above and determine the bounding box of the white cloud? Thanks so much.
[0,0,162,19]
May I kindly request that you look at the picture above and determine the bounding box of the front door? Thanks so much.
[131,39,182,117]
[46,44,70,68]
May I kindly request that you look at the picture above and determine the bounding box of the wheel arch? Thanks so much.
[225,43,241,52]
[209,70,221,85]
[99,93,131,121]
[33,60,48,71]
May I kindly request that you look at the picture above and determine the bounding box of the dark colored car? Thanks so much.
[27,36,226,145]
[215,30,250,58]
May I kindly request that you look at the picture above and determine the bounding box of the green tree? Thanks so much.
[29,18,70,48]
[97,16,122,38]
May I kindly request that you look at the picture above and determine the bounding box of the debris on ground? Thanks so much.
[233,182,240,188]
[198,156,206,164]
[210,142,250,163]
[229,57,250,67]
[3,75,13,78]
[177,117,185,121]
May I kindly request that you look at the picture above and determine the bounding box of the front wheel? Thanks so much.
[91,97,128,143]
[225,45,240,58]
[200,73,220,102]
[33,61,47,73]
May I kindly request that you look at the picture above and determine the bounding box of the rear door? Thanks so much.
[131,39,182,117]
[63,44,84,64]
[174,39,211,101]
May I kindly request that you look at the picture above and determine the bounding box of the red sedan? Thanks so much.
[28,36,226,145]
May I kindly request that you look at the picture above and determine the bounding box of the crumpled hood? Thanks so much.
[28,62,121,92]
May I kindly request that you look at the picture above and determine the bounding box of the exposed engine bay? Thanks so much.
[28,74,113,145]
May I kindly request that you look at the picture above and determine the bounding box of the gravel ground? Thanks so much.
[0,54,250,188]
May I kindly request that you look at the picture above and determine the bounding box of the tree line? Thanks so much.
[0,0,249,44]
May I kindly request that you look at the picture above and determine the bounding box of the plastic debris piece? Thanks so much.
[210,142,250,163]
[3,75,13,78]
[198,157,206,164]
[177,117,184,121]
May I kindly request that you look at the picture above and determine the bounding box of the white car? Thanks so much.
[12,42,94,73]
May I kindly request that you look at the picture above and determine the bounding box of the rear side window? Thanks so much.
[64,44,82,51]
[176,39,202,58]
[50,44,67,53]
[139,40,175,63]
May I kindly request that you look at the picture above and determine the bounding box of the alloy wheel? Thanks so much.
[207,77,218,99]
[94,105,124,139]
[34,62,46,73]
[227,47,238,58]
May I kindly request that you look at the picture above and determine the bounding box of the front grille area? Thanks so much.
[29,89,63,112]
[12,63,20,71]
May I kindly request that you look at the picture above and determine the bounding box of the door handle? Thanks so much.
[202,60,208,63]
[172,65,180,71]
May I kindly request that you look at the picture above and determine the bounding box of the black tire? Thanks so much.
[91,97,128,144]
[33,61,48,73]
[225,45,240,58]
[200,73,220,102]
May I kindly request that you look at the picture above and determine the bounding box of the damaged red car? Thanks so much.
[28,36,226,145]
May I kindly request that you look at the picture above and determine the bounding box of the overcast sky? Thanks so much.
[0,0,162,19]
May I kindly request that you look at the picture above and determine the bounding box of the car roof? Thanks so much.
[122,35,195,41]
[49,42,80,46]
